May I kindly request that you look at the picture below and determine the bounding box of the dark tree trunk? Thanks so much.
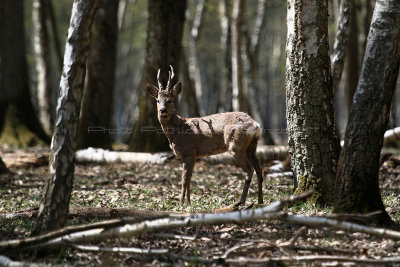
[47,0,63,72]
[343,3,359,121]
[334,0,400,226]
[77,0,119,149]
[129,0,186,152]
[331,0,353,95]
[0,0,50,147]
[33,0,54,135]
[286,0,340,203]
[32,0,100,236]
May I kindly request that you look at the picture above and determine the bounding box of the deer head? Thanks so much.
[147,65,182,123]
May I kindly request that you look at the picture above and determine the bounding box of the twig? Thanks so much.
[152,233,197,241]
[67,243,169,255]
[287,226,307,247]
[219,242,254,259]
[284,214,400,239]
[0,254,49,266]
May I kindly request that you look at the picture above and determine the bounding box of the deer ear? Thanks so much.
[172,82,182,99]
[146,84,159,99]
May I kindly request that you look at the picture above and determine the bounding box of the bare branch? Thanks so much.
[68,243,169,255]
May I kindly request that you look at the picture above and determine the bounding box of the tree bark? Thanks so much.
[77,0,119,149]
[286,0,340,203]
[129,0,186,152]
[0,0,50,147]
[331,0,352,95]
[32,0,100,236]
[33,0,54,135]
[180,50,201,117]
[231,0,250,113]
[334,0,400,226]
[243,0,275,145]
[218,0,233,112]
[343,3,359,120]
[186,0,205,116]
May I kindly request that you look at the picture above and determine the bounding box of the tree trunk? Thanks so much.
[0,0,50,147]
[243,0,274,145]
[331,0,353,95]
[218,0,233,112]
[33,0,54,135]
[231,0,250,113]
[286,0,340,203]
[343,3,359,121]
[180,50,201,117]
[334,0,400,226]
[128,0,186,152]
[32,0,100,236]
[47,0,63,72]
[186,0,205,116]
[77,0,119,149]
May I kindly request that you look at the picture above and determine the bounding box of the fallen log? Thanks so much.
[0,206,185,221]
[75,147,175,164]
[383,126,400,145]
[0,191,307,253]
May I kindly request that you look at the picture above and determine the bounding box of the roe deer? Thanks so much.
[147,66,264,205]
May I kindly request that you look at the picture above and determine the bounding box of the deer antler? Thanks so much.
[166,65,175,92]
[157,69,163,90]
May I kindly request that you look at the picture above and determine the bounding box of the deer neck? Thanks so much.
[160,113,185,142]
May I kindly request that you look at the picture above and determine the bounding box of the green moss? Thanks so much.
[294,175,323,204]
[0,105,46,148]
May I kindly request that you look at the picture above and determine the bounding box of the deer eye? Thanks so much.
[156,100,160,103]
[166,100,172,104]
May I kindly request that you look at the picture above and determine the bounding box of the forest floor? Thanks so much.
[0,147,400,266]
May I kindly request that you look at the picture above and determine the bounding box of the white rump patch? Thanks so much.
[247,122,262,137]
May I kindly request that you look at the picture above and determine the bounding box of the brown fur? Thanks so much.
[147,68,264,205]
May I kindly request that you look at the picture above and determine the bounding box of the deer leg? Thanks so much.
[232,153,254,205]
[248,153,263,204]
[180,157,195,205]
[246,140,264,204]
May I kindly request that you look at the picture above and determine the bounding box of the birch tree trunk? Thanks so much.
[32,0,99,235]
[129,0,186,152]
[334,0,400,226]
[33,0,54,135]
[286,0,340,203]
[77,0,119,149]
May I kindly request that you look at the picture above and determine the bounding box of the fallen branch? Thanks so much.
[0,206,184,220]
[285,214,400,239]
[75,147,175,164]
[0,254,49,267]
[383,126,400,144]
[0,191,310,253]
[68,243,169,255]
